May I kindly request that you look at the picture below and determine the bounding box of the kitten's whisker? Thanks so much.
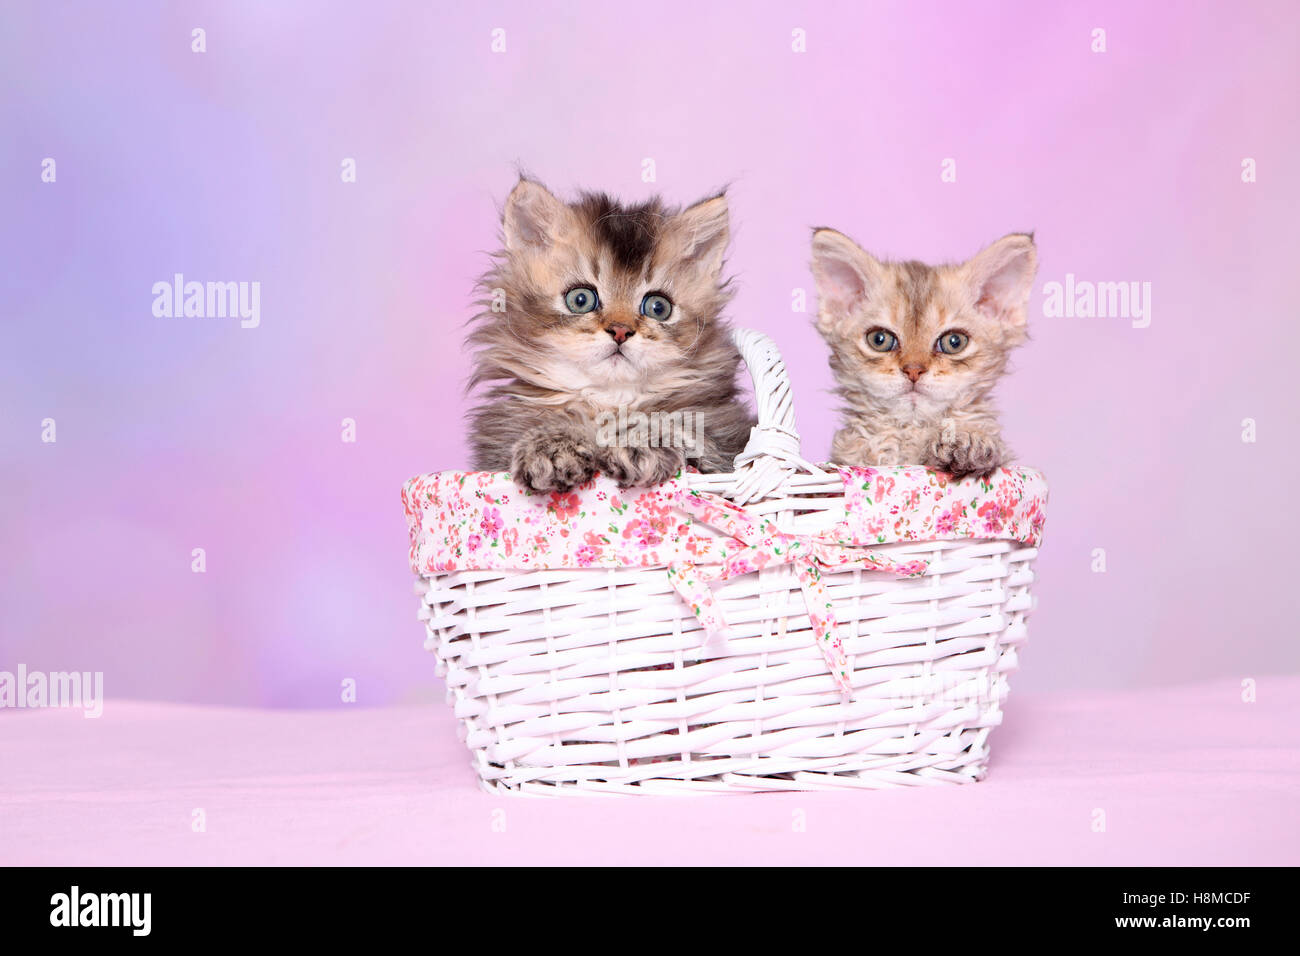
[679,315,706,356]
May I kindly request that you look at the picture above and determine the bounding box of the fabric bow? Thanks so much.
[664,487,928,697]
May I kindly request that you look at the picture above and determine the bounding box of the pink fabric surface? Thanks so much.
[402,465,1048,576]
[2,677,1296,866]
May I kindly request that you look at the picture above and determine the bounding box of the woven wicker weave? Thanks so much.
[410,329,1042,794]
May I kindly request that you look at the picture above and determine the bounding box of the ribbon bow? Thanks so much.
[665,487,928,697]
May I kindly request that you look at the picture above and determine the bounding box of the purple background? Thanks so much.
[2,0,1297,707]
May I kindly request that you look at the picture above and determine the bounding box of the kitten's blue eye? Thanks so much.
[866,329,898,352]
[640,293,673,321]
[936,331,969,354]
[564,287,599,314]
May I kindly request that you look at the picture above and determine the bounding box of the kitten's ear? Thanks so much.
[663,193,730,276]
[503,178,571,250]
[810,229,883,334]
[965,233,1037,328]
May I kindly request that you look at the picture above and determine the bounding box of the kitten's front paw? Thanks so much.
[598,445,685,489]
[511,432,598,493]
[926,427,1009,480]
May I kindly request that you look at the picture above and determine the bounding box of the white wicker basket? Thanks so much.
[405,329,1045,795]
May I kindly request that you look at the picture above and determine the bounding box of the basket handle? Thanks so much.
[724,327,830,503]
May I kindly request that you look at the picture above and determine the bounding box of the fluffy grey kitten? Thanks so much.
[467,177,754,492]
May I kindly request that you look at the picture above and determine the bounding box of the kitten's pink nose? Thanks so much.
[903,364,927,383]
[606,324,635,344]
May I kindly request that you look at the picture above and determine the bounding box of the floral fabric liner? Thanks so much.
[402,465,1048,695]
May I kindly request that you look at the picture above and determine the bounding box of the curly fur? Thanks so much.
[811,229,1037,479]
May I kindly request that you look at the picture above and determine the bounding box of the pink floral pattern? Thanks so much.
[834,465,1048,546]
[402,465,1048,695]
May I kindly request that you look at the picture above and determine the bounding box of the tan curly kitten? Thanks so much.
[811,229,1037,478]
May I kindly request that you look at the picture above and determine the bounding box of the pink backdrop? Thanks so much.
[2,0,1297,707]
